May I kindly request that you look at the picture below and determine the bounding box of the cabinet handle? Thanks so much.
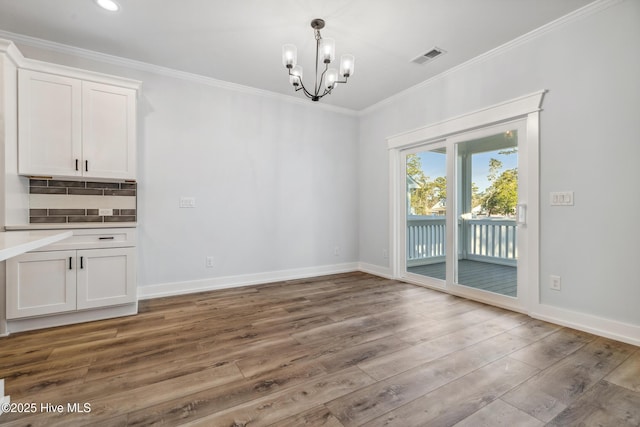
[75,159,79,171]
[99,237,115,240]
[85,160,88,172]
[80,256,84,269]
[69,257,73,270]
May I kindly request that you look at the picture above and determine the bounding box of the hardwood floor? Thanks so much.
[0,272,638,426]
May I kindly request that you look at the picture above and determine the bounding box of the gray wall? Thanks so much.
[358,0,640,326]
[11,44,360,293]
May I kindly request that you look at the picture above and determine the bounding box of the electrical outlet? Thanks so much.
[334,246,340,256]
[205,256,214,268]
[382,249,388,259]
[550,275,561,291]
[98,208,113,216]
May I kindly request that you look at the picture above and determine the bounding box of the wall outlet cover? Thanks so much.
[98,208,113,216]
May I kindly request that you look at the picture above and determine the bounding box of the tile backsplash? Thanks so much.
[29,179,137,224]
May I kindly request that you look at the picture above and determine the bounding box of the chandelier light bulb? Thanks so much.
[289,65,303,86]
[325,69,338,90]
[340,54,355,78]
[282,44,297,69]
[320,38,335,64]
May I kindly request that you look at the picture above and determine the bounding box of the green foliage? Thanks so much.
[406,152,518,217]
[481,158,518,216]
[406,154,424,180]
[406,154,446,215]
[471,182,481,208]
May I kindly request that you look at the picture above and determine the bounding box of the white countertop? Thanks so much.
[5,223,137,231]
[0,230,73,261]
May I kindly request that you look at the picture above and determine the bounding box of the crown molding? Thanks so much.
[0,37,25,66]
[359,0,626,116]
[0,30,358,117]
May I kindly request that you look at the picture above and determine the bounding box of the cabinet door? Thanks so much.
[18,70,82,177]
[82,82,137,180]
[6,250,77,319]
[76,248,136,310]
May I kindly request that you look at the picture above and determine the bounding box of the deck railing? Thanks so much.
[407,216,517,266]
[406,216,446,265]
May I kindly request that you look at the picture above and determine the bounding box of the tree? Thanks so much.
[406,154,425,181]
[481,157,518,216]
[425,176,447,208]
[406,154,446,215]
[471,182,481,208]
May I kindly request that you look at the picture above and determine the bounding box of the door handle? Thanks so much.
[517,204,527,225]
[80,256,84,269]
[69,257,73,270]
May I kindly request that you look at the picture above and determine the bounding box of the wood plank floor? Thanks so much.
[408,260,517,296]
[0,272,638,426]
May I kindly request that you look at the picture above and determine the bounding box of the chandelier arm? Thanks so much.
[295,80,315,99]
[288,68,313,99]
[318,63,329,94]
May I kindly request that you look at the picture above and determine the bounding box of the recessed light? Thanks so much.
[96,0,120,12]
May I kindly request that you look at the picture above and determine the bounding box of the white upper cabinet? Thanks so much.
[18,68,139,180]
[82,81,136,179]
[18,70,82,177]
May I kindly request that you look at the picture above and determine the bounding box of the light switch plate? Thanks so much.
[179,197,196,208]
[550,191,574,206]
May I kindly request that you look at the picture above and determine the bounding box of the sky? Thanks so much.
[417,149,517,193]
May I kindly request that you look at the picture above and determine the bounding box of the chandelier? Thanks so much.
[282,19,355,102]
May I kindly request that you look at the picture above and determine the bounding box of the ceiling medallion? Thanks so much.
[282,19,355,102]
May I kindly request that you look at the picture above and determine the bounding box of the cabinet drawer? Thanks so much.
[34,228,136,251]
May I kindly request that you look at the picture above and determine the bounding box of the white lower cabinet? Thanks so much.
[6,250,77,318]
[76,248,135,310]
[6,230,136,320]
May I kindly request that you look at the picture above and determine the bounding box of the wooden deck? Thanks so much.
[0,272,638,426]
[408,259,517,296]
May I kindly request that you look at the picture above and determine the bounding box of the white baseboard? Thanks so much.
[7,303,138,334]
[138,262,359,300]
[531,303,640,347]
[359,262,640,347]
[357,262,393,279]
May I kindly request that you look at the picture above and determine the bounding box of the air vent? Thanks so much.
[411,47,446,64]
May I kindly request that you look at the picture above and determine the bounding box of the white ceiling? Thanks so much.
[0,0,596,111]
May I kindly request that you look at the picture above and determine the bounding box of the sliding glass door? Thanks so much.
[401,120,529,310]
[403,142,447,288]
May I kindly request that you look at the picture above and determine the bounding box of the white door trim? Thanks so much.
[388,90,545,314]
